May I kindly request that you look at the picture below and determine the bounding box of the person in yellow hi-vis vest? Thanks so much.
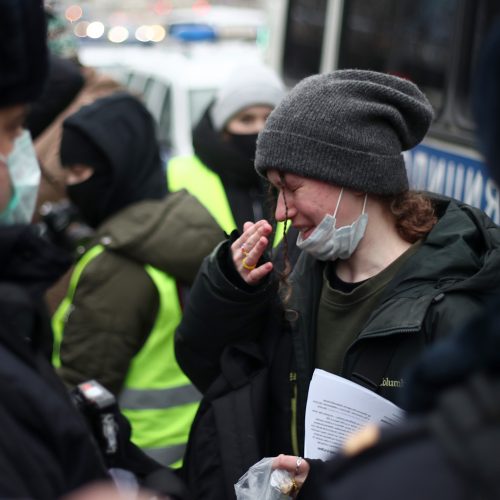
[52,92,224,468]
[168,64,299,261]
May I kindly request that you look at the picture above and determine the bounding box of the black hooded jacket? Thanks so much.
[62,92,167,228]
[56,93,224,396]
[188,108,272,229]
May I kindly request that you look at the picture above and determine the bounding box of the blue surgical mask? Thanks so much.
[0,130,41,225]
[296,188,368,261]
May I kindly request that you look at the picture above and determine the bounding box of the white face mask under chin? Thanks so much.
[296,188,368,261]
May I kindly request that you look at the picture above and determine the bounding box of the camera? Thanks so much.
[36,199,94,252]
[71,380,119,457]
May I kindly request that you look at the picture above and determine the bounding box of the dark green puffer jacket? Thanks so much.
[288,195,500,449]
[175,195,500,500]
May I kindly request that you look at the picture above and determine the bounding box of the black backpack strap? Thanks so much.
[429,373,500,500]
[350,337,400,393]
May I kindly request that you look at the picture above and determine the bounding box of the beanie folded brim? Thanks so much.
[256,129,409,195]
[254,69,432,195]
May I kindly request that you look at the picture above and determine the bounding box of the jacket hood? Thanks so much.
[62,93,166,220]
[95,190,224,284]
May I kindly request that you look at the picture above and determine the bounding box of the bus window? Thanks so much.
[456,0,500,129]
[338,0,458,116]
[283,0,328,84]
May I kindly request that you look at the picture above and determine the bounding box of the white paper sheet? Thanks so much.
[304,369,405,460]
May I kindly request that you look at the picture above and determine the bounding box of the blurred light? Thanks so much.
[108,26,129,44]
[135,25,166,43]
[74,21,89,38]
[65,4,83,23]
[135,25,153,42]
[153,0,172,16]
[87,21,105,39]
[192,0,211,15]
[150,25,166,42]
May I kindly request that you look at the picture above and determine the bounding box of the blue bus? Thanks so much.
[265,0,500,222]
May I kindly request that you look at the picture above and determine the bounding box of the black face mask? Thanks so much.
[66,173,112,229]
[226,132,259,161]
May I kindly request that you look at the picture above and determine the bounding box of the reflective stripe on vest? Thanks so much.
[52,245,200,468]
[167,155,285,246]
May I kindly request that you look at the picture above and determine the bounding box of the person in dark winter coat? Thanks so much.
[54,92,224,468]
[174,68,500,500]
[272,18,500,500]
[0,2,191,499]
[0,1,110,497]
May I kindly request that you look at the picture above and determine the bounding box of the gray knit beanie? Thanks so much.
[210,64,285,132]
[255,69,434,195]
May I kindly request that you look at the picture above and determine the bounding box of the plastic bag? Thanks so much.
[234,457,296,500]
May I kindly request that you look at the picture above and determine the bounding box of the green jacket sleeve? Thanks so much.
[57,250,159,395]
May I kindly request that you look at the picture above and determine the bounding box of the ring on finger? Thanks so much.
[242,257,256,271]
[295,456,303,476]
[288,478,299,496]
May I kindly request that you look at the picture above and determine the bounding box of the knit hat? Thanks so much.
[255,69,434,195]
[210,64,285,132]
[0,0,48,108]
[473,18,500,183]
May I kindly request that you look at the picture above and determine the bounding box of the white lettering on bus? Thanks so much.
[413,151,428,190]
[464,167,483,208]
[404,150,500,224]
[454,164,465,201]
[427,156,446,193]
